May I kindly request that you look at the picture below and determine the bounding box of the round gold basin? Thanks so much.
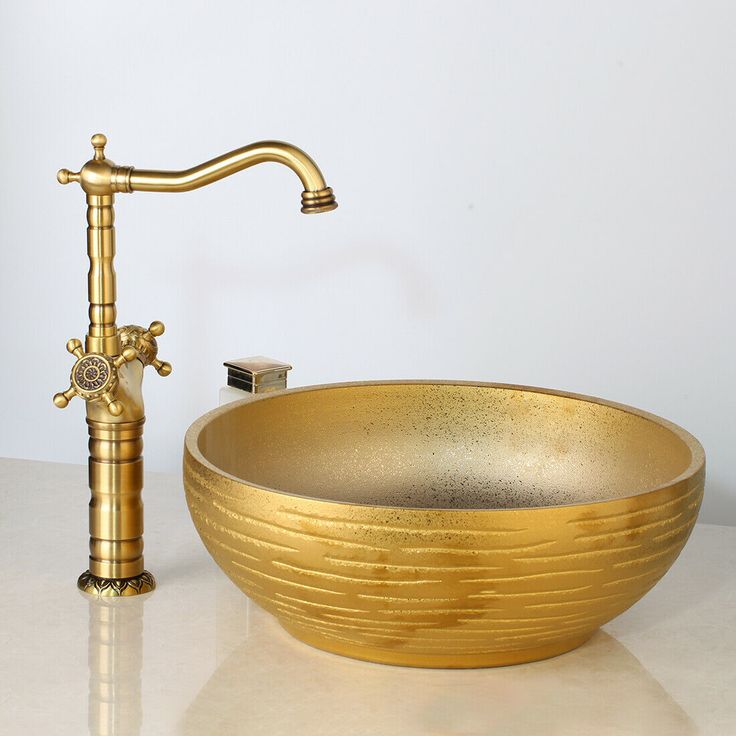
[183,381,704,668]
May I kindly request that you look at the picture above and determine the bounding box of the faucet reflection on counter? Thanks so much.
[86,595,148,736]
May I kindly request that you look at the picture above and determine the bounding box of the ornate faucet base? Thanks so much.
[77,570,156,597]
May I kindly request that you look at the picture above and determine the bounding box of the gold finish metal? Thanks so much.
[55,134,337,596]
[119,322,172,377]
[224,356,292,394]
[79,570,156,597]
[54,339,138,416]
[184,381,705,668]
[57,135,337,210]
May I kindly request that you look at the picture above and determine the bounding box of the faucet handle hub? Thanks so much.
[119,321,172,377]
[53,338,138,416]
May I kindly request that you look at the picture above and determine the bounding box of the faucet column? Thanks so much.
[55,135,158,595]
[85,193,120,356]
[85,414,147,583]
[81,187,153,594]
[77,315,167,595]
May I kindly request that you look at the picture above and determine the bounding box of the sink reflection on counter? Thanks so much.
[82,586,695,736]
[180,598,697,736]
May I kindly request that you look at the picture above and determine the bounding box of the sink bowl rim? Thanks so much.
[184,379,705,512]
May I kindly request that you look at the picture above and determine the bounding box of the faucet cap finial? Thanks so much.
[91,133,107,161]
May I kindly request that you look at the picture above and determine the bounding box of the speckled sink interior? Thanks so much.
[196,381,695,510]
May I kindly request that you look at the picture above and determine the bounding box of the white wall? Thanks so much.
[1,1,734,523]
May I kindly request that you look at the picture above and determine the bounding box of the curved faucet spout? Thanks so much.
[58,136,337,213]
[129,141,337,213]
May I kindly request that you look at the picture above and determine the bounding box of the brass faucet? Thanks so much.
[54,134,337,596]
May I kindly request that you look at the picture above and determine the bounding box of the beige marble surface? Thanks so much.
[1,457,734,735]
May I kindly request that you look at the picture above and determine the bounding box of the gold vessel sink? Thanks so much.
[183,381,704,668]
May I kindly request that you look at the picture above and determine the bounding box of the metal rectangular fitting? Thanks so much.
[223,356,292,394]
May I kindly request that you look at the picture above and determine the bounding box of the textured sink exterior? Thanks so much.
[183,382,704,667]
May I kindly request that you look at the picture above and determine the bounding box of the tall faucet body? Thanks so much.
[54,134,336,595]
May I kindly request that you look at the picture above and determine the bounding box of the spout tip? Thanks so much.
[301,187,337,214]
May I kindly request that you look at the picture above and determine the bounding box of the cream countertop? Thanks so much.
[1,458,734,735]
